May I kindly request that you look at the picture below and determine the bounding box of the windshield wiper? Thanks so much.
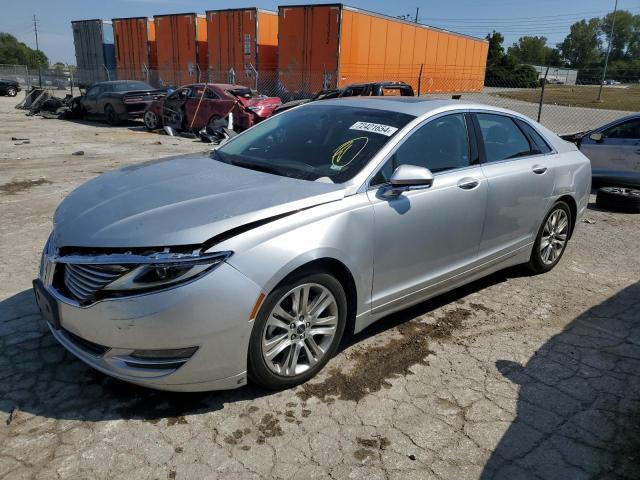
[229,157,285,176]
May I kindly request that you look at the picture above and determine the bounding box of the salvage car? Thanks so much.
[274,81,414,114]
[34,98,591,392]
[143,83,281,132]
[562,115,640,187]
[0,79,21,97]
[71,80,166,125]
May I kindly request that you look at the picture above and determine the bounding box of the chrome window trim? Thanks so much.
[470,109,558,159]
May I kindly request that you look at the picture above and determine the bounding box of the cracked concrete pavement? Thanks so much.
[1,95,639,479]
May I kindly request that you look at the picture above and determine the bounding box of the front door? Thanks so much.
[367,113,487,313]
[580,117,640,183]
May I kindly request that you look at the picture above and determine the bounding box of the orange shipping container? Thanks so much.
[278,4,488,94]
[206,8,278,87]
[112,17,157,82]
[154,13,207,87]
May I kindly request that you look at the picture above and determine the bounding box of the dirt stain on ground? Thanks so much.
[469,302,495,314]
[0,178,51,195]
[256,413,283,444]
[297,308,471,402]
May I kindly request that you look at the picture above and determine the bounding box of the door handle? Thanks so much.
[457,178,480,190]
[532,165,548,174]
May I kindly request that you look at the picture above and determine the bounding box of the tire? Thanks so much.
[6,87,17,97]
[248,271,347,390]
[527,201,572,274]
[207,115,226,131]
[143,110,161,130]
[596,187,640,213]
[104,104,121,126]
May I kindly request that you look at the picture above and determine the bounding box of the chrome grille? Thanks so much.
[63,264,130,303]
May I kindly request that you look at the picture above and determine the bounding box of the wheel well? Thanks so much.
[279,258,358,337]
[557,195,577,238]
[104,103,113,113]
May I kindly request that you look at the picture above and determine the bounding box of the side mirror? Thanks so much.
[589,132,604,142]
[389,164,434,188]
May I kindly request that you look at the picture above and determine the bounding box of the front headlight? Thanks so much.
[102,251,232,292]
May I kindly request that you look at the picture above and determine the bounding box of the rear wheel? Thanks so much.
[596,187,640,213]
[143,110,160,130]
[248,272,347,390]
[527,201,571,274]
[6,86,17,97]
[104,104,120,126]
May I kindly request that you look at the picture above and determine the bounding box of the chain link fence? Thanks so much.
[7,63,637,136]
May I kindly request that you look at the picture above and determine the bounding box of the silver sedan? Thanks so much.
[33,98,591,391]
[573,114,640,186]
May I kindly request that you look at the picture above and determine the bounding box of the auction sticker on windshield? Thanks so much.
[349,121,398,136]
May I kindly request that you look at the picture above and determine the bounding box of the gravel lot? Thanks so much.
[1,95,639,480]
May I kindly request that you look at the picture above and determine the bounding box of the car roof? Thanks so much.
[186,83,249,90]
[346,81,409,88]
[315,96,511,117]
[93,80,150,85]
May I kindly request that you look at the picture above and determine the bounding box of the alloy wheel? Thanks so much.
[7,87,17,97]
[540,209,569,265]
[144,111,158,129]
[262,283,338,377]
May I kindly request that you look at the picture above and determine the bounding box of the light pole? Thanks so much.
[598,0,618,102]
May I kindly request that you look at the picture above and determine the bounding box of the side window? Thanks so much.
[516,119,553,154]
[371,113,470,185]
[205,88,219,99]
[85,86,100,98]
[477,113,535,162]
[603,119,640,139]
[167,88,190,100]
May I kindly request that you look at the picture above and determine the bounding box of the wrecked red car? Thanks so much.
[143,83,281,132]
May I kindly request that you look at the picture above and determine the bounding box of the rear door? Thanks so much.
[580,118,640,182]
[473,112,556,260]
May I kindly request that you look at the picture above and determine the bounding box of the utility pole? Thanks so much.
[414,7,419,23]
[33,14,42,87]
[598,0,618,102]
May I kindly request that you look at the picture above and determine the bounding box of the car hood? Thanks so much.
[53,153,345,249]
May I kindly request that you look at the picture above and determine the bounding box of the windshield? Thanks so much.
[212,104,414,183]
[112,82,153,92]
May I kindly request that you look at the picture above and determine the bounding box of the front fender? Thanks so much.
[221,193,375,318]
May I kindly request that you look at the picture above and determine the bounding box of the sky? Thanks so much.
[1,0,638,65]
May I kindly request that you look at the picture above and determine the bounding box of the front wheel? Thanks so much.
[248,272,347,390]
[6,87,17,97]
[527,201,571,274]
[143,110,161,130]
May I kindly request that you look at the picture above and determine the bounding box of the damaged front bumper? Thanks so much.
[36,255,262,392]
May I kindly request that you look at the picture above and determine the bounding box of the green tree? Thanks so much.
[0,32,48,69]
[600,10,640,61]
[557,19,602,69]
[486,31,505,66]
[508,36,561,66]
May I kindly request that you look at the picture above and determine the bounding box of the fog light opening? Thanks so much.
[130,346,198,361]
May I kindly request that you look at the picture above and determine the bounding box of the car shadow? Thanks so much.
[480,282,640,479]
[0,267,529,424]
[341,266,529,351]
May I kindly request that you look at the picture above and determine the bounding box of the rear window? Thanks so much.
[228,88,262,99]
[516,119,553,153]
[111,82,152,92]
